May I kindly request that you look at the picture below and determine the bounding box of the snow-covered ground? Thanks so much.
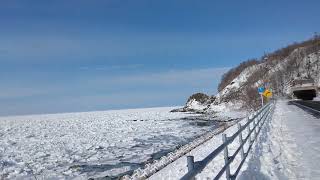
[239,100,320,180]
[0,107,224,179]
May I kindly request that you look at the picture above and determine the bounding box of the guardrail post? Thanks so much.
[222,134,231,180]
[187,156,195,171]
[252,118,256,138]
[269,106,273,121]
[186,156,195,180]
[247,118,252,143]
[254,118,258,138]
[237,123,245,160]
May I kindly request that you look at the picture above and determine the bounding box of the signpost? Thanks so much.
[258,86,273,107]
[258,87,265,106]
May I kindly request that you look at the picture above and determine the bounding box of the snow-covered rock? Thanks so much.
[171,93,214,113]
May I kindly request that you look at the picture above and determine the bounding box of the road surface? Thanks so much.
[239,100,320,180]
[291,100,320,113]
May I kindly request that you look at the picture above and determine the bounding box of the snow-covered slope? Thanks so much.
[208,39,320,111]
[215,64,261,102]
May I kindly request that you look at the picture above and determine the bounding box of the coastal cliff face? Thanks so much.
[177,35,320,113]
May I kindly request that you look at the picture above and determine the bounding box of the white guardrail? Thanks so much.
[181,101,275,180]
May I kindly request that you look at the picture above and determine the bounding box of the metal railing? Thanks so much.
[181,101,274,180]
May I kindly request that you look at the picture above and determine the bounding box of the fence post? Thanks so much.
[237,123,245,160]
[259,113,263,129]
[186,156,195,180]
[247,118,252,143]
[254,118,258,138]
[222,134,231,180]
[187,156,195,171]
[252,118,256,138]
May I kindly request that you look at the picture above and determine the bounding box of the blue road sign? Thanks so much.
[258,87,265,94]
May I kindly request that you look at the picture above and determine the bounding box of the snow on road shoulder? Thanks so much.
[239,100,320,180]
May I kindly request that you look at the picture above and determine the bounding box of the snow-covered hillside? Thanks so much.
[215,64,261,103]
[179,36,320,113]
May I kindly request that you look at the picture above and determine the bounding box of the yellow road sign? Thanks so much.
[262,89,272,98]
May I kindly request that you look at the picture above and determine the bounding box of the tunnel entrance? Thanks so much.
[293,89,317,100]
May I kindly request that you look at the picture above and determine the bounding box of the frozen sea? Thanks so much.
[0,107,220,179]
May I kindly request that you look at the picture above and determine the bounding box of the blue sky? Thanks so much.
[0,0,319,116]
